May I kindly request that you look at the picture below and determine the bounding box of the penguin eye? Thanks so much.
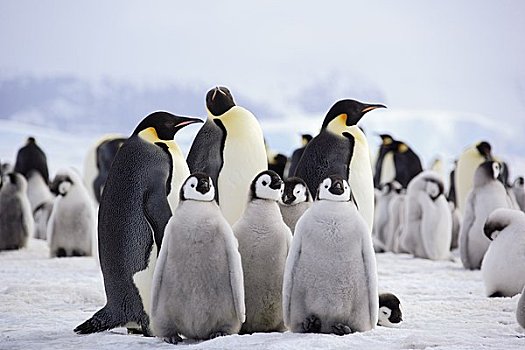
[262,181,268,186]
[382,310,388,315]
[325,185,329,189]
[191,184,195,188]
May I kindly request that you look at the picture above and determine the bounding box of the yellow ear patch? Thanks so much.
[138,127,160,143]
[326,114,348,135]
[398,143,409,153]
[383,138,393,145]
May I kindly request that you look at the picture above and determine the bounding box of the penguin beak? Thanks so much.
[329,180,345,195]
[361,104,387,114]
[196,179,210,194]
[175,117,204,130]
[283,194,295,205]
[270,178,283,190]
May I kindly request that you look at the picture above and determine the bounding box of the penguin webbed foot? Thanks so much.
[56,248,67,257]
[72,249,86,257]
[74,307,119,334]
[331,323,352,336]
[163,335,183,344]
[302,315,322,333]
[489,291,504,298]
[208,331,229,339]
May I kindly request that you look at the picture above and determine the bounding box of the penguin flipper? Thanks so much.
[143,189,172,252]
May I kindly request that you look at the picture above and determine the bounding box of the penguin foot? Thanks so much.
[56,248,67,257]
[164,335,182,344]
[127,328,143,335]
[209,331,229,339]
[489,291,504,298]
[74,307,119,334]
[302,315,321,333]
[331,323,352,336]
[72,249,86,257]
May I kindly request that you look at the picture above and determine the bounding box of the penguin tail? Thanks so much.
[74,306,120,334]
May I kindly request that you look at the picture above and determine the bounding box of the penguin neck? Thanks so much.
[245,198,282,218]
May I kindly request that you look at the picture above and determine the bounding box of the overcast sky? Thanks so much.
[1,0,525,174]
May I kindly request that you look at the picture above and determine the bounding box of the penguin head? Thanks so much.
[378,293,403,327]
[475,161,500,186]
[3,172,27,193]
[322,99,386,130]
[380,181,403,196]
[476,141,493,160]
[379,134,394,146]
[50,174,74,196]
[514,176,524,188]
[180,173,215,202]
[301,134,313,146]
[316,175,351,202]
[425,179,444,201]
[282,177,311,205]
[483,208,522,241]
[206,86,236,116]
[250,170,283,201]
[133,111,203,141]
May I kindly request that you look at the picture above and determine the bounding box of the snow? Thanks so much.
[1,239,523,350]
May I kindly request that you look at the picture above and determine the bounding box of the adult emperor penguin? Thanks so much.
[455,141,492,215]
[151,173,245,343]
[186,86,267,225]
[294,99,386,232]
[0,173,33,251]
[286,134,313,179]
[399,171,452,260]
[512,177,525,211]
[233,170,292,334]
[283,175,378,334]
[459,161,513,270]
[278,177,312,234]
[47,168,96,258]
[373,134,396,188]
[14,137,49,184]
[74,111,202,336]
[518,285,525,328]
[480,208,525,297]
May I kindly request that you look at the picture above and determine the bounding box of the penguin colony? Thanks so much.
[1,85,524,342]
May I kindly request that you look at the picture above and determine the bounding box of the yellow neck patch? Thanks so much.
[138,127,160,143]
[383,138,393,145]
[326,114,348,135]
[398,143,409,153]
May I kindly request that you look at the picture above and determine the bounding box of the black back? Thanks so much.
[186,118,226,203]
[294,129,354,196]
[268,153,288,179]
[14,138,49,184]
[392,142,423,188]
[373,135,394,188]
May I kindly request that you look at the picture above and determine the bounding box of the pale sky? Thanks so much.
[1,0,525,174]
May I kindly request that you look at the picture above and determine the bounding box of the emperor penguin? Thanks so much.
[283,175,378,334]
[294,99,386,232]
[14,137,49,184]
[47,168,96,258]
[455,141,492,215]
[26,170,55,240]
[151,173,245,343]
[0,173,33,251]
[278,177,313,234]
[374,181,402,250]
[480,208,525,297]
[378,293,403,327]
[233,170,292,334]
[511,177,525,212]
[373,134,396,188]
[399,171,452,260]
[517,285,525,328]
[286,134,313,179]
[459,161,513,270]
[186,86,267,225]
[74,112,202,336]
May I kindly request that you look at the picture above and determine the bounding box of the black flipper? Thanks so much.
[143,188,172,254]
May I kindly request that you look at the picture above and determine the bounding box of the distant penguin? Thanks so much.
[459,161,513,270]
[378,293,403,327]
[374,134,396,188]
[286,134,313,178]
[82,134,124,203]
[26,170,55,240]
[93,137,126,203]
[400,171,452,260]
[294,99,386,232]
[455,141,492,215]
[0,173,33,251]
[233,170,292,334]
[374,181,402,250]
[187,86,267,225]
[47,168,96,258]
[151,173,245,343]
[74,112,202,336]
[268,153,288,179]
[278,177,312,234]
[385,188,407,253]
[14,137,49,184]
[447,161,458,205]
[481,208,525,297]
[517,285,525,328]
[511,177,525,212]
[283,175,378,334]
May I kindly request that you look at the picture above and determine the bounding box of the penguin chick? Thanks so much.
[278,177,312,234]
[378,293,403,327]
[481,208,525,297]
[151,173,245,343]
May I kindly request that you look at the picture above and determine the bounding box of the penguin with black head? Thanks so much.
[74,111,201,336]
[294,99,385,232]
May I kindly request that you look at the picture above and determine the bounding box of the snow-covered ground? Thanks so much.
[1,239,523,350]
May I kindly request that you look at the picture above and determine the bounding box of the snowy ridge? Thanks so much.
[0,239,523,349]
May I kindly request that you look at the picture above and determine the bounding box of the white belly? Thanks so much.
[133,243,158,321]
[349,139,375,233]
